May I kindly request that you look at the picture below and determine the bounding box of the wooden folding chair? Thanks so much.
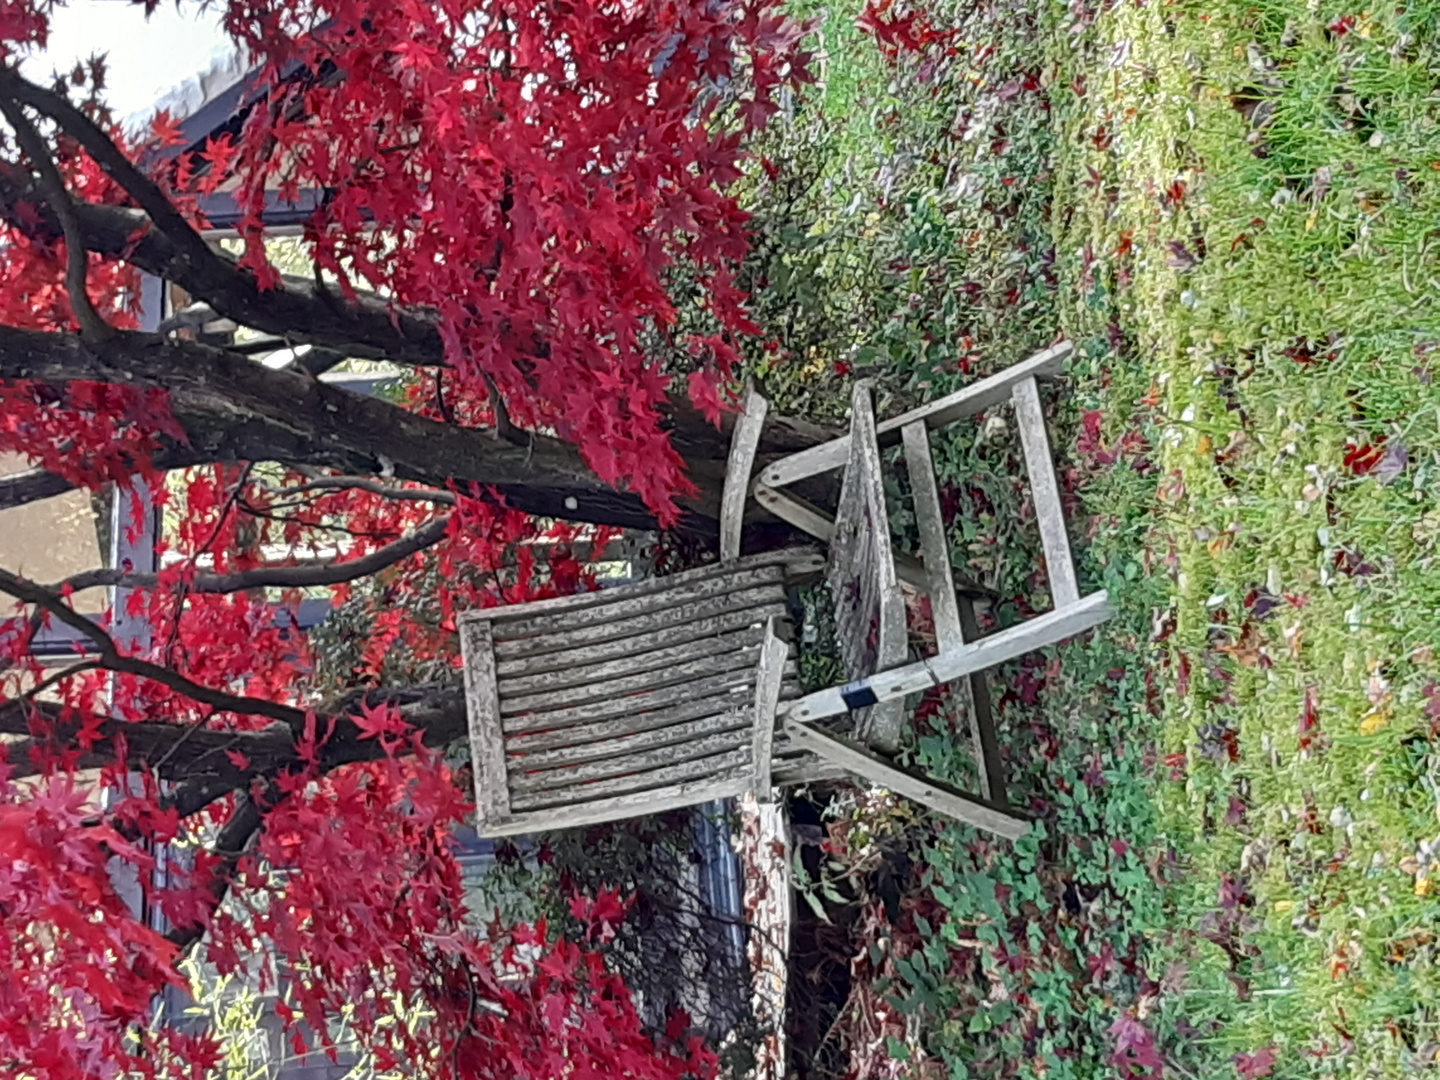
[459,346,1105,842]
[751,342,1112,833]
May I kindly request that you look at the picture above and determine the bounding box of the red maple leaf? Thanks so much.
[350,699,411,748]
[1235,1045,1278,1078]
[148,109,187,148]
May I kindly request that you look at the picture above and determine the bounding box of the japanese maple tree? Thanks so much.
[0,0,815,1075]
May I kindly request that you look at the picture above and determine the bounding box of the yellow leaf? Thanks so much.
[1417,877,1434,898]
[1208,531,1235,556]
[1273,900,1294,914]
[1359,705,1391,736]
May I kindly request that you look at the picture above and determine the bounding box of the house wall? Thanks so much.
[0,453,108,613]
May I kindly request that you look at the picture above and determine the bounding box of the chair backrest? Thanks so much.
[825,382,909,751]
[459,549,823,836]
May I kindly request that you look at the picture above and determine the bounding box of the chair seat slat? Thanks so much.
[509,728,752,796]
[509,747,751,812]
[491,585,787,661]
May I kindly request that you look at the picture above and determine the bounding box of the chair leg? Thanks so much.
[720,388,769,563]
[740,793,791,1080]
[750,617,788,801]
[958,596,1006,806]
[781,718,1030,841]
[1012,376,1080,609]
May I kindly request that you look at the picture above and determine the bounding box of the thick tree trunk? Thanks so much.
[0,326,735,530]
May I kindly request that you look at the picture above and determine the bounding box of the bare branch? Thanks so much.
[0,566,312,730]
[260,474,458,506]
[0,94,113,341]
[0,465,77,509]
[56,512,453,595]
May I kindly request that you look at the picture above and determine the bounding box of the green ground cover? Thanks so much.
[758,0,1440,1074]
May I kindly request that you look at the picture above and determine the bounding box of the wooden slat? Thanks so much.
[506,691,758,753]
[753,482,836,543]
[1012,376,1080,608]
[902,420,964,653]
[499,643,765,716]
[508,708,752,771]
[491,585,787,661]
[959,596,1005,805]
[782,590,1112,725]
[495,602,789,679]
[771,757,848,786]
[499,624,767,697]
[781,719,1031,840]
[754,482,974,596]
[509,728,751,795]
[758,341,1073,488]
[509,747,751,811]
[721,389,769,563]
[501,661,797,734]
[476,775,752,837]
[750,618,787,799]
[460,619,510,829]
[828,381,908,753]
[471,548,821,634]
[491,564,790,641]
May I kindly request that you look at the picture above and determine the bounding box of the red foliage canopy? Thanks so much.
[0,0,809,1075]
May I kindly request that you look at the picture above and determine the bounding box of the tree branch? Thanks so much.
[58,511,453,595]
[0,566,312,730]
[0,465,78,509]
[0,93,113,341]
[165,789,267,952]
[2,684,468,789]
[264,473,458,506]
[1,698,296,783]
[0,65,236,301]
[0,325,713,529]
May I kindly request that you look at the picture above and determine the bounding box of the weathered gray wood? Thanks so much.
[758,341,1073,487]
[477,775,752,837]
[754,481,982,596]
[752,482,836,542]
[501,660,797,733]
[742,796,791,1080]
[750,618,787,800]
[491,585,788,660]
[828,382,908,752]
[492,565,792,641]
[510,728,751,795]
[1012,376,1080,608]
[902,420,964,653]
[721,389,769,563]
[783,590,1112,725]
[499,642,766,716]
[510,747,752,811]
[459,619,510,830]
[500,624,767,697]
[781,719,1031,840]
[508,708,752,771]
[506,688,777,752]
[474,549,822,635]
[495,602,789,679]
[771,756,848,786]
[958,596,1004,805]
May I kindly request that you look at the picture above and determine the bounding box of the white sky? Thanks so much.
[20,1,233,127]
